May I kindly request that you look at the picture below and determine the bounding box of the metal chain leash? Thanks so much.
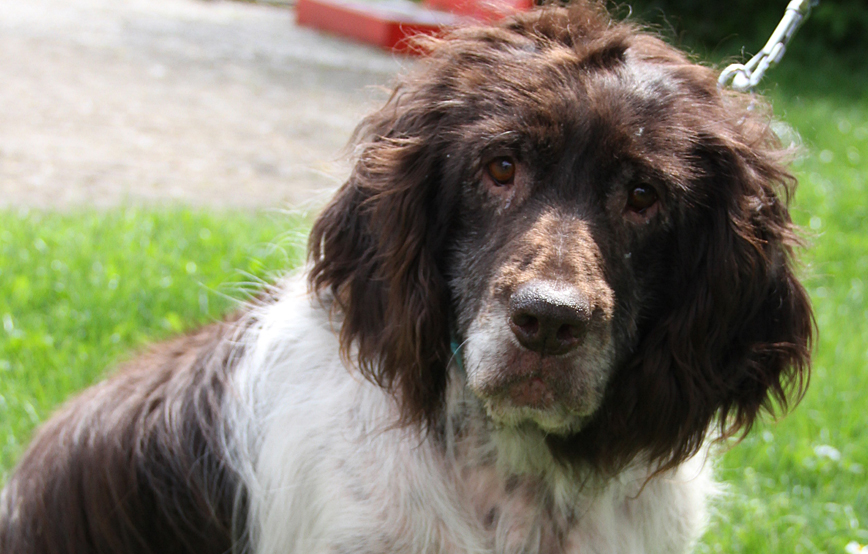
[719,0,819,91]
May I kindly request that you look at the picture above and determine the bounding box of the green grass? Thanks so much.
[0,208,306,474]
[1,72,866,554]
[695,76,868,551]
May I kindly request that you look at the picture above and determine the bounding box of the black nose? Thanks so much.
[508,281,592,355]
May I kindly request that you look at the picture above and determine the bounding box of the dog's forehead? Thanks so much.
[422,29,712,191]
[447,50,685,142]
[453,82,685,186]
[601,59,681,108]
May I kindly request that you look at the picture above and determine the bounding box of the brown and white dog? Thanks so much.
[0,4,813,553]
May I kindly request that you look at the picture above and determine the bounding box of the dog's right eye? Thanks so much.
[486,157,516,186]
[626,185,658,213]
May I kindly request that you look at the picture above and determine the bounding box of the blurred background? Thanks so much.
[1,0,866,552]
[629,0,866,61]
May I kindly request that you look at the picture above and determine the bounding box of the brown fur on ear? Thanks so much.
[308,99,458,429]
[553,86,814,473]
[631,136,813,470]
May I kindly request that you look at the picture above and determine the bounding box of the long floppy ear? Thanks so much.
[566,99,815,473]
[678,132,814,438]
[633,120,813,470]
[307,98,457,428]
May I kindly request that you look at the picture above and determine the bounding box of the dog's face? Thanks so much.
[443,50,707,434]
[310,5,813,470]
[445,44,720,434]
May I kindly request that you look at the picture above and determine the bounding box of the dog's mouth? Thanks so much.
[461,306,615,435]
[457,216,618,434]
[472,351,589,407]
[506,375,553,408]
[475,372,598,435]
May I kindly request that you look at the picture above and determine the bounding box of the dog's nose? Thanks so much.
[508,281,591,355]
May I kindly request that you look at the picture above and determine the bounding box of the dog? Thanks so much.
[0,3,813,553]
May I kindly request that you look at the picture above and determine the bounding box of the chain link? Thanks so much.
[719,0,818,92]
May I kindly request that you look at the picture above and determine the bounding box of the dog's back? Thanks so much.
[0,323,245,554]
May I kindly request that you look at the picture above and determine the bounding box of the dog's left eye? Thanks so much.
[626,185,658,213]
[486,157,516,186]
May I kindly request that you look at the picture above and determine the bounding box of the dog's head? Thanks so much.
[309,4,812,471]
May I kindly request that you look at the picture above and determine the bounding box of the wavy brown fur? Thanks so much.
[0,321,249,554]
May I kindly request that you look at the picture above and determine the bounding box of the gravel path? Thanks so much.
[0,0,408,209]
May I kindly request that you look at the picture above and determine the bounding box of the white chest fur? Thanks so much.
[225,277,715,554]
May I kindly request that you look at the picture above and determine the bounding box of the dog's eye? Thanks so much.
[486,157,516,186]
[626,185,658,213]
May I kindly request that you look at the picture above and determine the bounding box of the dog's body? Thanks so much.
[1,4,812,553]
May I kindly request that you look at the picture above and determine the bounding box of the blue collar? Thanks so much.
[449,337,465,376]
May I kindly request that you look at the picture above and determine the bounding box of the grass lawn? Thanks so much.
[0,209,306,472]
[1,68,866,553]
[692,64,868,553]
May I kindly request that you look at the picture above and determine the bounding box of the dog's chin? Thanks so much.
[465,353,609,436]
[481,397,594,435]
[463,335,612,435]
[462,299,616,436]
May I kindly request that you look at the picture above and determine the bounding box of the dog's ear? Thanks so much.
[308,99,456,428]
[675,129,814,440]
[600,109,815,470]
